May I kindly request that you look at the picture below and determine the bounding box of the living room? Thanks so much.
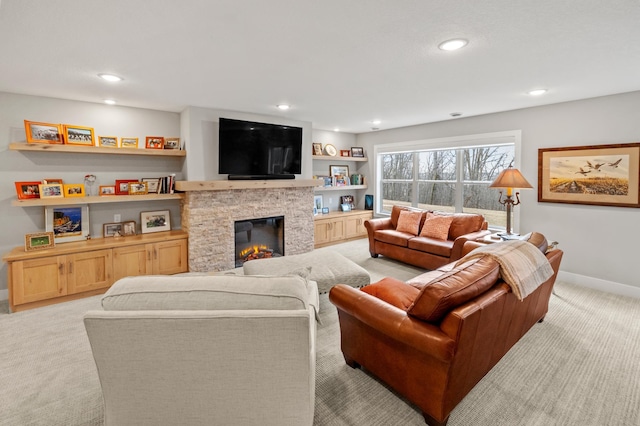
[1,1,639,425]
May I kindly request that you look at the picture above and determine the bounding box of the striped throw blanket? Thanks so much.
[455,240,554,300]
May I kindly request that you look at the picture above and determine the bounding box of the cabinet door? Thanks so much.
[67,249,113,294]
[314,220,331,245]
[344,216,360,238]
[330,219,345,241]
[11,256,67,305]
[112,244,154,281]
[152,239,188,275]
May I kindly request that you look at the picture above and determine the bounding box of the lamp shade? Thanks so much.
[489,167,533,190]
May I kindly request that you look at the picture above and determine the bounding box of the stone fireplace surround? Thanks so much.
[177,180,320,272]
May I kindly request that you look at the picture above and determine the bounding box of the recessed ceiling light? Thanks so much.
[276,104,290,110]
[372,120,381,125]
[98,73,123,82]
[103,99,116,105]
[333,128,340,132]
[438,39,468,51]
[528,89,547,96]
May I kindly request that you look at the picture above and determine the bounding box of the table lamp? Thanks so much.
[489,165,533,237]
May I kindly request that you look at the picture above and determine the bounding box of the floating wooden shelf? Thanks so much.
[9,142,186,157]
[312,155,367,162]
[315,185,367,191]
[12,193,183,207]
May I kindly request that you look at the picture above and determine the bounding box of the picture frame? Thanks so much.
[45,205,90,243]
[103,222,124,238]
[141,210,171,234]
[164,137,180,149]
[341,203,352,212]
[128,181,148,195]
[15,181,41,199]
[145,136,165,149]
[98,136,119,148]
[63,183,85,198]
[324,144,337,156]
[63,124,95,146]
[120,137,139,148]
[365,194,374,210]
[122,220,137,236]
[38,183,64,199]
[142,178,162,194]
[24,120,63,144]
[115,179,139,195]
[24,231,55,252]
[351,147,365,158]
[312,143,323,156]
[99,185,116,196]
[314,195,323,215]
[340,149,351,157]
[42,178,63,185]
[322,207,329,214]
[330,165,350,181]
[538,143,640,208]
[340,195,355,210]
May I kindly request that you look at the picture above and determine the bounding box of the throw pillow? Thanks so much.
[419,214,454,240]
[396,210,423,235]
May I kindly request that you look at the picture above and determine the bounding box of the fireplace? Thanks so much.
[234,216,284,267]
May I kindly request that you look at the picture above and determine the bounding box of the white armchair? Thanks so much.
[84,273,318,426]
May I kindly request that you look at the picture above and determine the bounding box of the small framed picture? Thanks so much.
[42,178,63,185]
[128,181,148,195]
[142,178,162,194]
[322,207,329,214]
[45,205,90,243]
[330,165,350,179]
[341,203,352,212]
[115,179,139,195]
[351,147,365,157]
[15,181,41,199]
[25,231,55,251]
[340,149,351,157]
[39,183,64,198]
[312,143,323,156]
[103,222,124,238]
[63,183,85,197]
[340,195,355,210]
[164,137,180,149]
[141,210,171,234]
[122,220,137,236]
[99,185,116,196]
[63,124,95,146]
[145,136,165,149]
[24,120,63,144]
[98,136,119,148]
[314,195,323,213]
[120,137,139,148]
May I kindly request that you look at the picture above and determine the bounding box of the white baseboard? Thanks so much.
[0,289,7,302]
[558,271,640,299]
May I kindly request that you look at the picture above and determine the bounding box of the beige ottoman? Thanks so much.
[243,251,370,294]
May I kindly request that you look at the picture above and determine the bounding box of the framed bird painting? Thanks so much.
[538,142,640,208]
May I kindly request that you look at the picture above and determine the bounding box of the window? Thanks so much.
[376,132,518,230]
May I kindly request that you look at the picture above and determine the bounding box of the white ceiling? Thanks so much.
[1,0,639,134]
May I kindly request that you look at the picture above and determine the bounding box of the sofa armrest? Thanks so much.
[364,217,393,256]
[329,284,455,362]
[450,229,492,261]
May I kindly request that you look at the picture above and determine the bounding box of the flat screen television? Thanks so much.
[218,118,302,179]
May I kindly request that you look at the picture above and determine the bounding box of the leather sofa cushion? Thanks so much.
[407,236,452,257]
[407,257,500,323]
[374,229,412,247]
[428,212,484,239]
[396,210,423,235]
[419,215,454,240]
[362,277,420,311]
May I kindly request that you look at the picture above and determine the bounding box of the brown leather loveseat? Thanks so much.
[365,205,491,270]
[329,234,563,426]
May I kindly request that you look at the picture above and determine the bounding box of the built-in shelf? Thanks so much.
[312,155,367,162]
[9,142,186,157]
[11,193,183,207]
[315,185,368,192]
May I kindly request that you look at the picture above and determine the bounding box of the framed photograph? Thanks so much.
[142,178,162,194]
[340,195,355,209]
[99,185,116,196]
[128,181,148,195]
[45,205,90,243]
[341,203,352,212]
[324,144,337,156]
[63,183,85,198]
[115,179,139,195]
[145,136,165,149]
[141,210,171,234]
[63,124,95,146]
[330,165,350,180]
[317,175,332,187]
[312,143,323,156]
[120,137,139,148]
[24,120,62,144]
[351,147,365,157]
[314,195,323,215]
[340,149,351,157]
[103,222,124,238]
[538,143,640,208]
[164,137,180,149]
[122,220,137,236]
[365,194,374,210]
[24,231,55,252]
[98,136,119,148]
[322,207,329,214]
[42,178,63,185]
[38,183,64,199]
[15,181,41,199]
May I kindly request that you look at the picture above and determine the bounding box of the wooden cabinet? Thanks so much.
[4,231,188,312]
[314,210,372,248]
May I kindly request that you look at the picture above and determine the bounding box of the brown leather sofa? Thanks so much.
[365,205,491,270]
[329,235,563,426]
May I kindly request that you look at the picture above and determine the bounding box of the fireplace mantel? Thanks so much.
[176,179,321,191]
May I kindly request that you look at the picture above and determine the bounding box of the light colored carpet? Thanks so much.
[1,238,639,425]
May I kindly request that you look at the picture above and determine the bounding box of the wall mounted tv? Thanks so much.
[218,117,303,180]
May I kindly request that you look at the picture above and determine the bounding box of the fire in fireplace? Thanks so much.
[234,216,284,267]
